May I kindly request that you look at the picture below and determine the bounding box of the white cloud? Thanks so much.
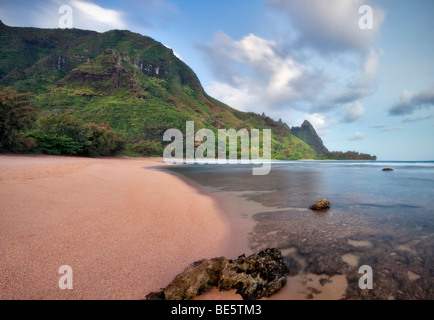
[305,113,335,136]
[203,32,324,112]
[0,0,128,32]
[163,44,182,60]
[381,126,405,132]
[0,0,58,28]
[369,124,386,129]
[205,80,259,112]
[402,114,434,123]
[0,0,178,33]
[389,85,434,116]
[202,32,323,112]
[344,101,365,123]
[71,0,127,31]
[363,47,382,78]
[263,0,384,107]
[265,0,385,53]
[201,1,385,130]
[350,132,367,140]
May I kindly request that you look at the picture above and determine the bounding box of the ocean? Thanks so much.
[162,161,434,300]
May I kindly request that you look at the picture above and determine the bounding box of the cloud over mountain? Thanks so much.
[201,32,325,112]
[200,0,385,132]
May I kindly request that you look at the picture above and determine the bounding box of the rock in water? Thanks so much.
[218,248,288,300]
[145,248,289,300]
[382,168,394,171]
[309,198,331,210]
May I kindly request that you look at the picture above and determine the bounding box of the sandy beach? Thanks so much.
[0,155,238,300]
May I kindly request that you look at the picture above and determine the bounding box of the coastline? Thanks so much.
[154,167,256,259]
[0,154,239,299]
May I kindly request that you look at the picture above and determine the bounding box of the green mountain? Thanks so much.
[291,120,329,155]
[0,21,374,160]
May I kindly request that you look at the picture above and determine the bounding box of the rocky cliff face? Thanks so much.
[291,120,329,155]
[60,49,137,91]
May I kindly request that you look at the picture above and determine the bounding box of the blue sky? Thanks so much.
[1,0,433,160]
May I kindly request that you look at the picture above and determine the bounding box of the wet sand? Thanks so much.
[0,155,238,300]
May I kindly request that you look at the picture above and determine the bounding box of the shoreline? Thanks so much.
[0,154,240,299]
[154,166,255,258]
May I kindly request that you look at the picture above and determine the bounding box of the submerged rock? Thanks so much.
[309,198,331,211]
[306,252,347,276]
[145,248,289,300]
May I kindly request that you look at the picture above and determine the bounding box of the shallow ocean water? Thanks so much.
[163,161,434,300]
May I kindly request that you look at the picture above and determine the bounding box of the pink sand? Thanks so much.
[0,155,240,300]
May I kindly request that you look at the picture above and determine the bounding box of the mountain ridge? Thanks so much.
[0,22,375,160]
[291,120,329,155]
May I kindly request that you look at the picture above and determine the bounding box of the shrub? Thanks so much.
[130,140,163,157]
[28,133,83,155]
[0,87,38,152]
[37,113,89,145]
[34,113,125,157]
[5,135,38,153]
[82,123,125,157]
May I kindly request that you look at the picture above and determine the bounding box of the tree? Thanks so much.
[37,113,89,146]
[33,113,125,156]
[82,123,125,157]
[28,133,83,155]
[130,140,163,157]
[0,87,38,152]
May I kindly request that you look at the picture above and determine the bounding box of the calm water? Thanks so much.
[163,161,434,300]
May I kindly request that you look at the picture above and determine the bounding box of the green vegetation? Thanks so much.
[322,151,377,161]
[128,140,163,157]
[290,120,329,155]
[82,123,125,156]
[29,113,125,156]
[0,21,376,160]
[0,89,125,156]
[28,133,83,155]
[0,87,38,152]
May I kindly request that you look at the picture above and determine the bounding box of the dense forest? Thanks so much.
[323,151,377,161]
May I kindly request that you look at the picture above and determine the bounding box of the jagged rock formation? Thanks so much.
[291,120,329,155]
[146,248,289,300]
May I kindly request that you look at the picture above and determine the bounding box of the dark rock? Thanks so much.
[145,291,165,300]
[319,278,332,286]
[309,198,331,211]
[382,168,394,171]
[145,257,225,300]
[306,252,347,276]
[287,258,302,276]
[218,248,289,300]
[145,248,289,300]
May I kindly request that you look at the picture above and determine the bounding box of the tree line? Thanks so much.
[0,87,125,156]
[0,86,377,160]
[323,151,377,161]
